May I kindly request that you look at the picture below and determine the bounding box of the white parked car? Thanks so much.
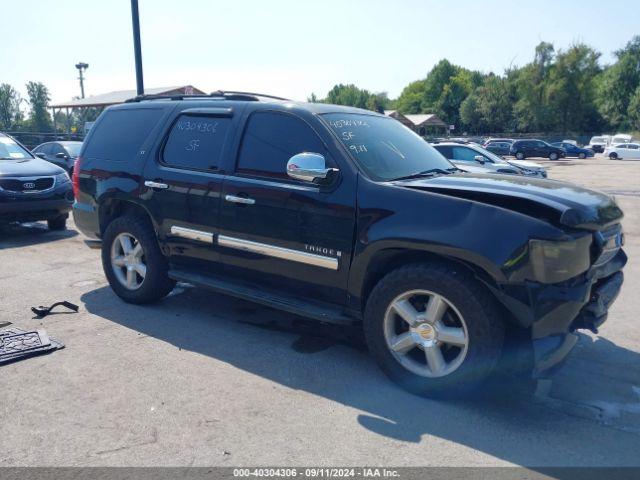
[587,135,611,153]
[431,142,547,178]
[611,133,633,145]
[604,143,640,160]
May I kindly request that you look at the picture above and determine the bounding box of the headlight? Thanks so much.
[529,235,592,283]
[55,172,71,185]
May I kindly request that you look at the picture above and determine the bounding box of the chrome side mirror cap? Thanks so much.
[286,152,337,183]
[474,155,486,164]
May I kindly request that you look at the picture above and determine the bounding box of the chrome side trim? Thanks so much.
[218,235,339,270]
[170,226,214,244]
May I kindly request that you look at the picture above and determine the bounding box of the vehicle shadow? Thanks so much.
[81,285,640,468]
[0,222,77,249]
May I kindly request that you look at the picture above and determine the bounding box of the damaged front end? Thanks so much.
[494,223,626,378]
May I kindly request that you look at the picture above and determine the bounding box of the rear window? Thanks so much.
[83,108,164,162]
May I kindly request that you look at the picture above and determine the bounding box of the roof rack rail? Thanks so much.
[125,90,290,103]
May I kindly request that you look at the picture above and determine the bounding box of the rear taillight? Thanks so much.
[72,156,81,199]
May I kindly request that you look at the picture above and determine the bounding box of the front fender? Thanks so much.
[347,178,564,307]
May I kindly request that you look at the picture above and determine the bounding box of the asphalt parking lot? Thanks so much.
[2,155,640,467]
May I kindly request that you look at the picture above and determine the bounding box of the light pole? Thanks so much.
[75,62,89,99]
[130,0,144,96]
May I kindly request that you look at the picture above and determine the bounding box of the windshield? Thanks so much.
[0,135,32,160]
[63,143,82,157]
[591,137,606,143]
[322,113,454,181]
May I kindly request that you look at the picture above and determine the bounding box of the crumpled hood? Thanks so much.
[0,158,65,177]
[396,173,623,230]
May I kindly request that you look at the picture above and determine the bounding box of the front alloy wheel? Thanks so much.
[384,290,468,378]
[515,152,525,160]
[364,263,505,397]
[549,152,559,160]
[111,232,147,290]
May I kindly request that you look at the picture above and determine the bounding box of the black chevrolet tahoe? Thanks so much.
[0,133,73,230]
[73,92,626,397]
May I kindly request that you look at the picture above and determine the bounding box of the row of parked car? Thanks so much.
[483,135,640,160]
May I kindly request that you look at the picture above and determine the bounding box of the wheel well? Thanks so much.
[361,249,505,310]
[99,199,152,235]
[361,248,527,354]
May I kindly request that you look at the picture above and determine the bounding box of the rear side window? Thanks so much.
[51,144,66,156]
[163,115,231,170]
[34,143,52,154]
[83,108,164,162]
[432,145,452,158]
[236,111,326,180]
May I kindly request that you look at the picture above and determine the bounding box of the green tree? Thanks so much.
[511,42,556,132]
[471,75,513,132]
[546,43,602,132]
[26,81,53,132]
[628,85,640,130]
[316,84,389,113]
[459,93,483,133]
[0,83,23,130]
[597,36,640,129]
[395,80,425,113]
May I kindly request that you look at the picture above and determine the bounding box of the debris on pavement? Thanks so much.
[31,301,79,318]
[0,327,65,365]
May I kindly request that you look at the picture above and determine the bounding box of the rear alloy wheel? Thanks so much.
[111,232,147,291]
[609,152,618,160]
[364,263,504,397]
[102,215,175,304]
[515,152,525,160]
[549,152,559,160]
[578,152,586,159]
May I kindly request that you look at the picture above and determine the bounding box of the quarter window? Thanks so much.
[236,111,327,180]
[163,114,231,170]
[84,108,165,162]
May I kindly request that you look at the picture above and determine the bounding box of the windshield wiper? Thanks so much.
[390,168,456,182]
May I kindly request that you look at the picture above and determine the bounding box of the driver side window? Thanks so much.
[451,146,480,162]
[236,111,329,181]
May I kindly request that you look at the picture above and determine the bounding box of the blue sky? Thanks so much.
[3,0,639,104]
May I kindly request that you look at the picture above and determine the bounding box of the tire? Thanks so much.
[578,153,586,159]
[549,152,559,160]
[609,152,618,160]
[47,214,68,230]
[515,152,525,160]
[364,263,505,398]
[101,215,175,304]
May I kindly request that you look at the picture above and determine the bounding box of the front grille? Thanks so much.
[0,177,55,193]
[593,224,623,267]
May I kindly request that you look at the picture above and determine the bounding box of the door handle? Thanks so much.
[144,180,169,189]
[225,194,255,205]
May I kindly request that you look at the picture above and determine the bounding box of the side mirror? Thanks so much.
[56,152,69,159]
[286,152,338,183]
[474,155,486,164]
[35,152,46,159]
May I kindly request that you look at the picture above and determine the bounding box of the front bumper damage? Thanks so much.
[493,249,627,378]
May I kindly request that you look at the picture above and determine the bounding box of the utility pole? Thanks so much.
[75,62,89,98]
[130,0,144,95]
